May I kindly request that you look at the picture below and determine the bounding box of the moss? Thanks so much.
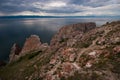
[66,71,103,80]
[92,59,107,70]
[110,61,120,73]
[66,71,82,80]
[114,42,120,45]
[59,38,68,43]
[82,43,91,48]
[0,50,44,80]
[36,52,54,67]
[8,51,42,66]
[33,78,43,80]
[28,51,42,59]
[109,52,120,73]
[61,77,66,80]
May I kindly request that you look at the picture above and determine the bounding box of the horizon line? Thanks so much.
[0,15,120,18]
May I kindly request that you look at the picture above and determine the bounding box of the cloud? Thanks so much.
[0,0,120,16]
[47,1,67,7]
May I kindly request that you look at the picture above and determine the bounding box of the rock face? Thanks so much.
[20,35,41,56]
[50,22,96,51]
[2,21,120,80]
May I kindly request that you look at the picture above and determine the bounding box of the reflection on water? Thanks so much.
[0,18,119,61]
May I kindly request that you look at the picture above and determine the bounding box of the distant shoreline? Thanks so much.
[0,16,120,19]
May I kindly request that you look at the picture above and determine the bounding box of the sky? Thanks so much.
[0,0,120,16]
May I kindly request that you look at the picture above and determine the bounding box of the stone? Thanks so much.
[88,51,97,57]
[50,58,56,65]
[112,37,120,44]
[72,62,80,70]
[85,62,92,68]
[69,54,76,62]
[113,46,120,54]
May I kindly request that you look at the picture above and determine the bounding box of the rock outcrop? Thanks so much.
[9,35,49,63]
[20,35,42,56]
[50,22,96,51]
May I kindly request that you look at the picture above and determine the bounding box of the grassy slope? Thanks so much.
[0,50,48,80]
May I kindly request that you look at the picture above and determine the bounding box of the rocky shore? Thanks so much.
[0,21,120,80]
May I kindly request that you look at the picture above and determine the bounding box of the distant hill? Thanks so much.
[0,16,120,19]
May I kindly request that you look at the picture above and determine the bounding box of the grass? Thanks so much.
[66,71,103,80]
[0,50,44,80]
[28,51,42,59]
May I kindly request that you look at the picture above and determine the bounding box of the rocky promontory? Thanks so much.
[9,35,49,62]
[0,21,120,80]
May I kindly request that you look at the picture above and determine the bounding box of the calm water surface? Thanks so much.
[0,18,119,61]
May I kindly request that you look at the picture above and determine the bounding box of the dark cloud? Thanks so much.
[0,0,120,16]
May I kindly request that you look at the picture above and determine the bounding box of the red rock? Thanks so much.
[50,58,56,65]
[113,46,120,54]
[69,53,76,62]
[50,22,96,49]
[20,35,41,55]
[62,62,74,73]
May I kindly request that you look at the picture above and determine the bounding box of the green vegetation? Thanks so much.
[109,52,120,73]
[66,71,103,80]
[0,50,45,80]
[59,38,68,43]
[28,51,42,59]
[81,42,91,48]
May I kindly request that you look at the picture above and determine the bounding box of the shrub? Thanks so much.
[28,51,42,59]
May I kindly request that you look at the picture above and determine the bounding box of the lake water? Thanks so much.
[0,17,119,61]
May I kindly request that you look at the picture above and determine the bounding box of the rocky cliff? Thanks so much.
[0,21,120,80]
[9,35,49,63]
